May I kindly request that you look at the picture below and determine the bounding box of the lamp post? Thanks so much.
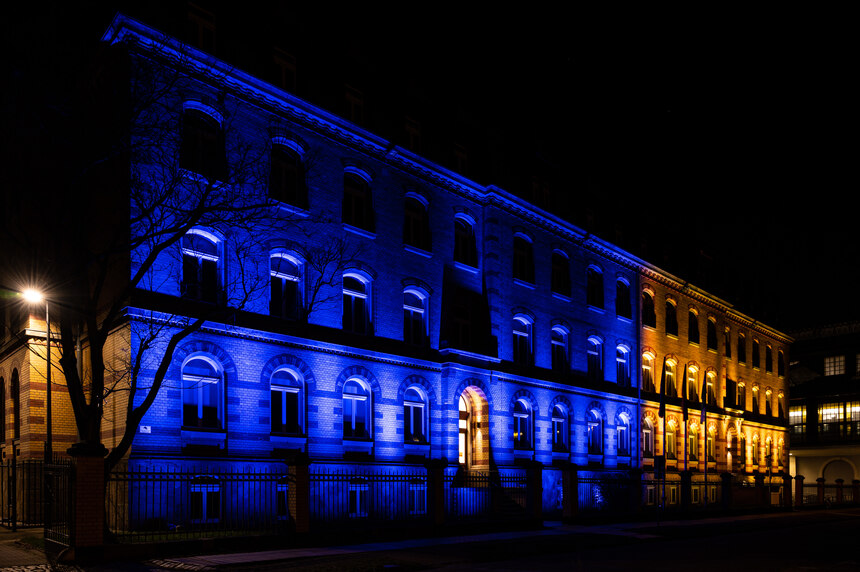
[21,289,51,460]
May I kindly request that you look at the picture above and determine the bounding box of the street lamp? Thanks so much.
[21,289,52,460]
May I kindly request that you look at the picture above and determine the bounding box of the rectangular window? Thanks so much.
[349,481,369,518]
[408,481,427,515]
[190,480,220,522]
[825,355,845,376]
[276,482,289,520]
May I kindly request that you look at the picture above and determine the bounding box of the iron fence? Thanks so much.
[105,464,291,543]
[444,469,529,521]
[43,457,74,546]
[309,466,429,526]
[1,458,47,528]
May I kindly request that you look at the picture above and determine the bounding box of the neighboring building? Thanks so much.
[789,322,860,485]
[1,8,792,527]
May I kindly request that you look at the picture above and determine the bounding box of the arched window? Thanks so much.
[665,300,678,336]
[642,418,654,457]
[688,309,700,344]
[765,390,773,416]
[343,272,371,335]
[752,386,759,413]
[343,378,371,439]
[270,142,307,208]
[642,290,656,328]
[688,424,699,461]
[706,371,716,405]
[707,318,718,351]
[617,413,630,456]
[551,326,569,372]
[737,332,747,363]
[512,316,533,365]
[180,105,225,180]
[765,344,773,373]
[687,366,699,403]
[270,253,302,320]
[270,368,303,435]
[586,267,604,308]
[666,422,677,460]
[343,172,374,232]
[403,288,428,346]
[587,336,603,381]
[512,234,534,283]
[551,250,570,296]
[0,377,4,443]
[778,393,785,418]
[182,356,223,429]
[616,279,631,319]
[513,399,532,450]
[752,435,760,466]
[616,345,630,387]
[453,215,477,267]
[724,327,732,358]
[181,230,220,304]
[551,404,568,452]
[778,349,786,377]
[403,196,431,251]
[738,383,747,410]
[403,386,428,444]
[665,360,677,398]
[642,352,655,392]
[587,409,603,455]
[752,339,761,369]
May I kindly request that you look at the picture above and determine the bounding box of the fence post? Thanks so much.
[720,472,732,510]
[526,461,543,522]
[424,459,445,526]
[836,479,844,503]
[67,443,107,564]
[782,473,792,510]
[562,465,577,521]
[794,475,804,507]
[289,456,310,533]
[817,477,825,505]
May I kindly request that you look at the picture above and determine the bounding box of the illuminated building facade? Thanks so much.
[1,8,791,523]
[788,323,860,485]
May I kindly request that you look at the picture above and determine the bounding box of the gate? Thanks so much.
[43,456,74,547]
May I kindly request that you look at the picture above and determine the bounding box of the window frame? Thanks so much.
[270,252,303,320]
[551,326,569,373]
[512,315,534,366]
[342,272,372,335]
[269,139,308,208]
[512,233,535,284]
[551,250,571,297]
[181,355,224,430]
[586,266,604,309]
[513,399,533,450]
[270,367,303,435]
[342,170,375,232]
[403,287,428,346]
[181,230,222,304]
[587,336,604,382]
[453,214,478,268]
[551,404,568,452]
[403,195,431,252]
[343,378,372,440]
[403,386,428,444]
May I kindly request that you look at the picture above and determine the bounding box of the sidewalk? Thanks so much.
[0,526,50,570]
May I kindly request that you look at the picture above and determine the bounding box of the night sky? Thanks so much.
[8,4,856,334]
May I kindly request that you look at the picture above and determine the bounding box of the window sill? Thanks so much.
[181,428,226,449]
[404,442,430,456]
[343,438,374,454]
[513,278,536,289]
[275,201,310,218]
[552,449,569,460]
[616,315,633,324]
[514,448,535,460]
[404,244,432,258]
[270,434,307,449]
[343,224,376,239]
[453,261,479,274]
[587,305,605,314]
[551,292,571,302]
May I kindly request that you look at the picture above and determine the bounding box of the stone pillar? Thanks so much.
[289,456,310,533]
[68,443,107,564]
[680,470,692,511]
[794,475,805,507]
[526,461,543,522]
[562,466,578,521]
[836,478,844,503]
[720,472,733,509]
[782,474,792,510]
[817,477,825,505]
[424,459,446,526]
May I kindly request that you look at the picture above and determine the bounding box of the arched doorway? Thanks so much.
[458,387,489,471]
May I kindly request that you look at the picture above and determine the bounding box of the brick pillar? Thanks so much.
[720,472,733,509]
[562,466,578,521]
[782,474,792,510]
[794,475,804,507]
[526,461,543,522]
[424,459,446,526]
[817,477,825,505]
[68,443,107,564]
[836,478,844,503]
[289,457,310,533]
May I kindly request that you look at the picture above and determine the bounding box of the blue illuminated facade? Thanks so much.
[99,13,790,524]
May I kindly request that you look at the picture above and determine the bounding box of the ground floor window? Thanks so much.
[190,476,220,523]
[409,480,427,515]
[349,479,369,518]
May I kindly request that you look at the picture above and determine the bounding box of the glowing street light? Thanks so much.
[21,288,52,459]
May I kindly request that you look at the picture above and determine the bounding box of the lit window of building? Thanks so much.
[343,273,371,335]
[551,326,569,372]
[270,368,303,435]
[616,345,630,387]
[512,316,533,365]
[587,409,603,455]
[403,387,428,444]
[587,336,603,381]
[270,253,302,320]
[513,399,532,450]
[825,355,845,376]
[181,231,221,304]
[552,404,568,452]
[343,379,371,439]
[181,356,223,429]
[403,288,428,346]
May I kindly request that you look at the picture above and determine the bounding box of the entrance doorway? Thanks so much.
[457,387,489,471]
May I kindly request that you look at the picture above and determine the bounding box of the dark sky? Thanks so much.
[10,4,856,334]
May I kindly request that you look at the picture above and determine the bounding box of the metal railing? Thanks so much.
[1,458,47,528]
